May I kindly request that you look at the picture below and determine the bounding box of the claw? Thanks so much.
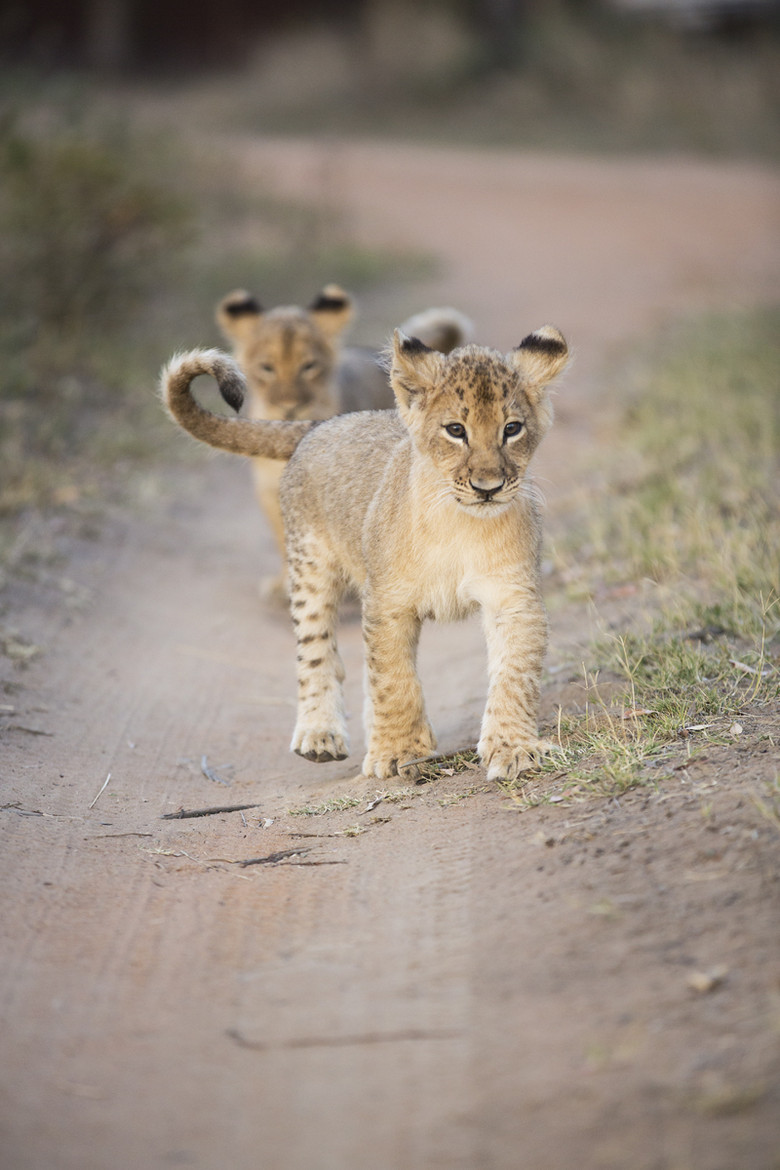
[292,728,350,764]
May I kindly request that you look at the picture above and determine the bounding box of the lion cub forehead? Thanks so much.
[249,309,330,359]
[442,347,520,406]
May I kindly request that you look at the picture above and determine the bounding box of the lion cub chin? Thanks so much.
[161,325,568,782]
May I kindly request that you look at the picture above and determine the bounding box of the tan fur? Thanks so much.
[161,325,568,782]
[216,286,472,598]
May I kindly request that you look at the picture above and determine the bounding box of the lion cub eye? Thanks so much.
[300,361,320,374]
[259,363,275,375]
[503,420,524,440]
[445,423,467,440]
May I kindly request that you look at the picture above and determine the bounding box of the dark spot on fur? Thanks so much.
[516,332,567,356]
[224,294,262,317]
[308,658,323,669]
[475,379,495,406]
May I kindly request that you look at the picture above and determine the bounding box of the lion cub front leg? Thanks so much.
[288,542,349,763]
[477,590,553,782]
[361,603,436,780]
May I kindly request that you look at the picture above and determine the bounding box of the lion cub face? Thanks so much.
[390,328,567,516]
[217,285,354,422]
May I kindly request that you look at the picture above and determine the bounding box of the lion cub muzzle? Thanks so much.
[469,475,506,501]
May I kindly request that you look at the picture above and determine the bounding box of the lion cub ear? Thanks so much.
[509,326,569,401]
[216,290,264,342]
[390,330,443,413]
[308,284,354,338]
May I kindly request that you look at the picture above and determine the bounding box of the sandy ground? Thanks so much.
[2,139,779,1170]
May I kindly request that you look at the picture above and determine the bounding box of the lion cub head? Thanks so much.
[217,285,354,422]
[390,327,568,516]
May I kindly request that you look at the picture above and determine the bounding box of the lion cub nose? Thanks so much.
[469,476,505,500]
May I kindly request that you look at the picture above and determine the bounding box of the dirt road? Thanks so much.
[2,140,779,1170]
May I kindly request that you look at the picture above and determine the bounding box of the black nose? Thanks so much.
[469,478,505,501]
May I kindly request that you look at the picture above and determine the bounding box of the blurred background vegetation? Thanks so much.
[0,0,777,520]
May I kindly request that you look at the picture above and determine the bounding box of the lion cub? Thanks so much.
[162,325,568,781]
[217,285,472,599]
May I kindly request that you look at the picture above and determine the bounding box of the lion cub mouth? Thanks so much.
[459,494,512,516]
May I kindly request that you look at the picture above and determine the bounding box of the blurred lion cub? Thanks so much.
[216,285,472,598]
[162,324,568,782]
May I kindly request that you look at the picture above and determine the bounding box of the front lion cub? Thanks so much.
[162,326,568,781]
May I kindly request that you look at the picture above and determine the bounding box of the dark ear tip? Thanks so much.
[516,329,567,357]
[400,334,434,356]
[222,293,262,318]
[309,292,351,313]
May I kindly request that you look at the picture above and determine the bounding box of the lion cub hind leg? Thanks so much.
[251,458,289,603]
[288,541,349,763]
[361,604,437,780]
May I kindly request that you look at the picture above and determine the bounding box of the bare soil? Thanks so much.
[2,140,779,1170]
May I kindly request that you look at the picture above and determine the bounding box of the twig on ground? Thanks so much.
[201,755,231,786]
[88,832,155,839]
[162,803,262,820]
[398,754,437,771]
[358,796,385,815]
[291,860,348,866]
[227,1026,459,1051]
[239,848,311,867]
[88,773,111,809]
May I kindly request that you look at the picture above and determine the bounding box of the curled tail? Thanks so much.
[161,348,315,460]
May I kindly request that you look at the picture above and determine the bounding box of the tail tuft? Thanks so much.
[397,307,474,355]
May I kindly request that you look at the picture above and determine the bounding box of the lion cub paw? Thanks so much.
[292,727,350,763]
[478,736,556,782]
[362,729,437,781]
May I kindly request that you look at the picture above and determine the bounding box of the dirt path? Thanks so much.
[2,141,779,1170]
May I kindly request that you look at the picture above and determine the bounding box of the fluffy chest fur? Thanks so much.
[369,473,541,622]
